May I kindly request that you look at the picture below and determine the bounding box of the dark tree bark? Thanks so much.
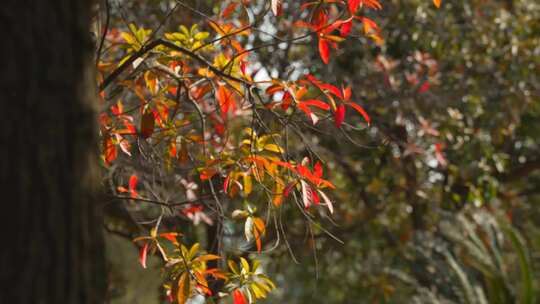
[0,1,106,303]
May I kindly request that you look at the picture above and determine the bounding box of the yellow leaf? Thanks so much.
[144,71,158,95]
[188,243,200,260]
[198,254,221,262]
[243,173,252,195]
[273,179,284,207]
[240,257,250,272]
[263,144,284,154]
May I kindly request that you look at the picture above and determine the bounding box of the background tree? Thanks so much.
[0,0,106,303]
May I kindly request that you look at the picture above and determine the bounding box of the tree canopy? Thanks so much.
[93,0,540,303]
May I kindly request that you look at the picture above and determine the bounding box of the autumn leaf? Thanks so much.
[140,109,155,139]
[216,84,236,119]
[433,0,441,8]
[159,232,180,244]
[348,0,361,13]
[233,289,247,304]
[177,272,191,304]
[139,242,149,269]
[318,38,330,64]
[252,217,266,252]
[348,102,371,126]
[434,143,447,167]
[318,189,335,214]
[335,104,346,128]
[104,135,117,165]
[129,174,138,198]
[222,2,238,18]
[271,0,282,16]
[223,174,230,194]
[418,81,430,93]
[340,19,353,37]
[272,179,284,207]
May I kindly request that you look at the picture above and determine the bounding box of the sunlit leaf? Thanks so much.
[139,242,149,269]
[271,0,282,16]
[233,289,247,304]
[334,104,346,128]
[177,272,191,304]
[318,39,330,64]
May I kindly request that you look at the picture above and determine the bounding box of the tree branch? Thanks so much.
[99,38,250,92]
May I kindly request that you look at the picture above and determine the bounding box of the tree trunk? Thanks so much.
[0,1,106,303]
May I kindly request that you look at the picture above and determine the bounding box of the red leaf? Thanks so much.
[340,19,353,37]
[299,100,331,110]
[284,182,296,197]
[348,0,361,13]
[129,174,138,198]
[139,242,149,269]
[318,39,330,64]
[418,81,430,93]
[281,91,292,110]
[159,232,179,243]
[123,120,137,134]
[319,83,342,99]
[240,60,247,76]
[334,104,346,128]
[223,174,230,194]
[435,143,447,167]
[222,2,238,18]
[314,161,323,178]
[347,102,371,125]
[271,0,282,16]
[233,289,247,304]
[128,175,137,189]
[140,109,155,139]
[311,189,320,205]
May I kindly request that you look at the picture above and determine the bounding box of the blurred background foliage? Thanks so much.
[102,0,540,302]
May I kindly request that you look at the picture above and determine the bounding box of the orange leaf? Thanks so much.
[104,135,117,165]
[435,143,447,167]
[177,272,191,304]
[273,180,284,207]
[433,0,441,8]
[159,232,179,243]
[216,85,236,119]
